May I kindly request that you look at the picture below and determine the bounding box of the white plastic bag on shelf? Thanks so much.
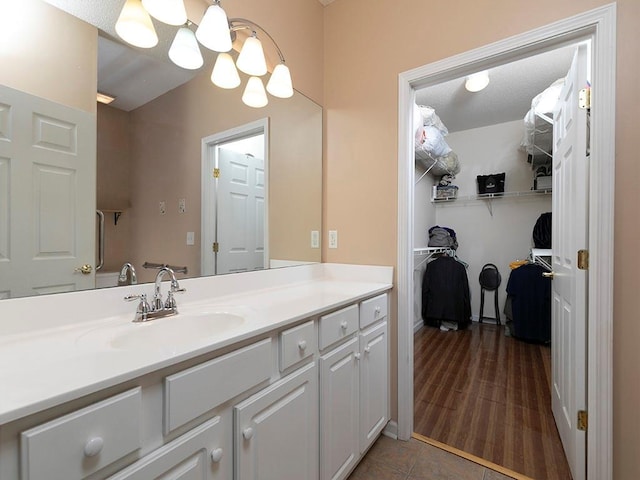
[422,125,452,158]
[416,105,449,135]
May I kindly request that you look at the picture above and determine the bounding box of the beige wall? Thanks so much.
[0,0,97,113]
[126,72,322,284]
[323,0,640,478]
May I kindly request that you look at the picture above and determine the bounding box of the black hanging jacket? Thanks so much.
[421,256,471,328]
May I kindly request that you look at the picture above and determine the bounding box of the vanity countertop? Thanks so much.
[0,263,393,425]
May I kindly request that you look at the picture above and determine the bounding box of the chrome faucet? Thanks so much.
[124,267,186,322]
[118,262,137,286]
[152,267,185,310]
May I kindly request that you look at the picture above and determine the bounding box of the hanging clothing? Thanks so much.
[421,256,471,329]
[505,263,551,343]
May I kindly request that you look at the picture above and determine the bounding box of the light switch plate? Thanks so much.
[328,230,338,249]
[178,198,186,213]
[311,230,320,248]
[186,231,195,245]
[159,201,166,215]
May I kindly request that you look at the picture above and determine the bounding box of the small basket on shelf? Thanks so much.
[433,185,458,200]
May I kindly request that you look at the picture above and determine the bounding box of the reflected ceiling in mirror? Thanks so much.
[0,0,322,299]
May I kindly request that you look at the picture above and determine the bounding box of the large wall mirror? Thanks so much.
[0,0,322,299]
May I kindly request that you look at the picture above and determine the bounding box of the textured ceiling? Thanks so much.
[415,45,577,133]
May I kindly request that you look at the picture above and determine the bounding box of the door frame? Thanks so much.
[396,4,615,480]
[201,118,270,276]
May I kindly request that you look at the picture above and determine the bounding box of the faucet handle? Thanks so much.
[124,294,151,322]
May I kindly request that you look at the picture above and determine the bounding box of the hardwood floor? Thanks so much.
[413,323,572,480]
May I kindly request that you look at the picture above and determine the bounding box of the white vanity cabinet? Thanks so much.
[234,362,318,480]
[319,293,390,480]
[107,416,226,480]
[0,285,391,480]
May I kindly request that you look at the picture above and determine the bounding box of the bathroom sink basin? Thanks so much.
[76,307,249,352]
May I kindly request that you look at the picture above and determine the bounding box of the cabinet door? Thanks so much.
[359,321,389,453]
[234,362,318,480]
[108,416,229,480]
[319,337,360,480]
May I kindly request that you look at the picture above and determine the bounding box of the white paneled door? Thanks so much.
[551,42,589,480]
[0,85,96,299]
[216,148,265,275]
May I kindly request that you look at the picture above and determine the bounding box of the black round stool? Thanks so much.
[479,263,502,325]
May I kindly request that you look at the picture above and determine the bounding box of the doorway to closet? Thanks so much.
[411,42,580,480]
[396,5,616,480]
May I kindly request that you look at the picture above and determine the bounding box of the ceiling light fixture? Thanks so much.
[465,70,490,92]
[97,92,116,105]
[114,0,294,107]
[211,52,241,89]
[115,0,158,49]
[242,76,269,108]
[168,24,204,70]
[141,0,187,26]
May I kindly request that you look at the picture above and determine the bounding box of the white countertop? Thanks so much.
[0,263,393,425]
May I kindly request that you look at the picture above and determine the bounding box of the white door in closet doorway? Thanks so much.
[551,42,589,480]
[216,148,266,274]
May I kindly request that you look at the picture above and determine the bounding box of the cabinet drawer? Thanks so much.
[360,293,388,328]
[21,388,141,480]
[280,320,315,371]
[319,304,359,350]
[164,338,272,434]
[108,416,228,479]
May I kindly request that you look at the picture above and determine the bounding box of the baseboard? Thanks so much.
[383,420,398,439]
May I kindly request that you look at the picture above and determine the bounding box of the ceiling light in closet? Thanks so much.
[465,70,490,92]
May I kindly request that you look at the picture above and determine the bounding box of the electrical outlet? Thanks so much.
[159,201,166,215]
[178,198,186,213]
[311,230,320,248]
[328,230,338,249]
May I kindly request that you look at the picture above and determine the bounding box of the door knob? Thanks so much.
[542,271,555,279]
[75,264,93,275]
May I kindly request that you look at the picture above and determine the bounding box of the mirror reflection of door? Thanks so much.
[201,120,268,277]
[0,85,96,299]
[215,136,266,275]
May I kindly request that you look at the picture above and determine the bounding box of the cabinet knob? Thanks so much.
[364,345,371,354]
[83,437,104,457]
[242,427,254,440]
[340,321,348,330]
[375,306,381,316]
[298,340,307,351]
[210,447,224,463]
[354,352,361,360]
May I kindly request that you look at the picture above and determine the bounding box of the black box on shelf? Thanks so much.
[477,173,505,195]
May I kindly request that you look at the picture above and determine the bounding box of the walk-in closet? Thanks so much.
[411,40,590,480]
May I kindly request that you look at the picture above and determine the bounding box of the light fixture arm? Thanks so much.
[228,17,286,64]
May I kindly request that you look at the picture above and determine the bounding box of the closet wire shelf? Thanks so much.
[431,189,552,203]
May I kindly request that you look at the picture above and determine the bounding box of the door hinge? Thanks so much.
[579,88,591,109]
[213,168,220,178]
[212,242,219,253]
[577,249,589,270]
[577,410,588,431]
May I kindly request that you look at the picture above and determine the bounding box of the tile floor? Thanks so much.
[347,435,518,480]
